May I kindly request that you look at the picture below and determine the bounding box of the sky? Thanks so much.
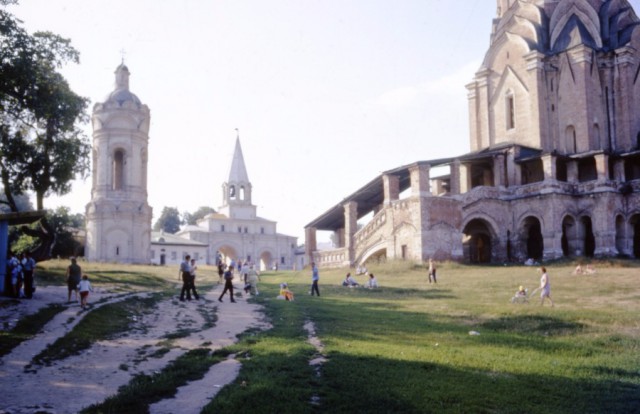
[11,0,640,243]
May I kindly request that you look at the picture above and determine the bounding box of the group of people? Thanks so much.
[65,257,93,309]
[7,251,36,299]
[179,255,200,301]
[341,272,378,288]
[217,260,261,303]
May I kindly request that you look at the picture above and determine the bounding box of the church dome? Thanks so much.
[104,88,142,107]
[102,63,143,108]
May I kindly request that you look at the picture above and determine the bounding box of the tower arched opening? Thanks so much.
[521,216,543,260]
[113,149,125,190]
[463,218,494,263]
[580,216,596,257]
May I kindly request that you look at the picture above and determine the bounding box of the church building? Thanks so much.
[85,64,152,263]
[305,0,640,266]
[174,136,299,270]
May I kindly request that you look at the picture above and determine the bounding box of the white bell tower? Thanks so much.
[85,63,152,263]
[219,132,257,220]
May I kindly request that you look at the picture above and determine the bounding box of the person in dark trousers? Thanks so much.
[21,252,36,299]
[219,265,236,303]
[310,262,320,296]
[188,258,200,300]
[65,257,82,303]
[179,255,193,301]
[428,258,437,283]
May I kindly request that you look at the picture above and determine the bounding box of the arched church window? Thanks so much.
[113,150,125,190]
[506,91,515,130]
[229,185,236,199]
[239,186,245,200]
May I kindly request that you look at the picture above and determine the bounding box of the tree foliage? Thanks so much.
[0,4,90,211]
[153,207,182,234]
[183,206,216,225]
[10,206,83,258]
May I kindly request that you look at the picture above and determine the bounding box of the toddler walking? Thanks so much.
[78,274,93,309]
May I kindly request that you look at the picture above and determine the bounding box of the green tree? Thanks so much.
[153,207,182,234]
[0,4,90,211]
[12,206,83,258]
[183,206,216,225]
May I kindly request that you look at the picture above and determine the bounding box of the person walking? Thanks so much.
[428,258,437,283]
[65,257,82,303]
[310,262,320,296]
[21,252,36,299]
[539,267,554,307]
[189,258,200,300]
[218,265,236,303]
[179,255,193,301]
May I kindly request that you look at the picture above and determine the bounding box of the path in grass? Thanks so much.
[0,283,268,414]
[0,289,149,414]
[149,284,270,414]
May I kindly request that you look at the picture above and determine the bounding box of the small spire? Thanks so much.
[228,131,249,184]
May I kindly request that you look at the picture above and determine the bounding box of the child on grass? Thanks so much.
[78,274,93,309]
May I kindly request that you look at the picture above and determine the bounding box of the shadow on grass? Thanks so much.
[480,314,586,336]
[317,353,640,414]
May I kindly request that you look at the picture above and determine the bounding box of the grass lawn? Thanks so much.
[12,259,640,413]
[205,260,640,414]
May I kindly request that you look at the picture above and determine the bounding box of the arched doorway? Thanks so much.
[217,245,239,266]
[581,216,595,257]
[463,219,494,263]
[260,251,273,271]
[615,215,625,256]
[521,216,543,260]
[561,216,577,257]
[632,214,640,258]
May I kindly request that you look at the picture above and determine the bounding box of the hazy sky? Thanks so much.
[11,1,639,243]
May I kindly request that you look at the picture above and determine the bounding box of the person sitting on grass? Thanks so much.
[367,273,378,288]
[511,285,528,303]
[342,273,359,287]
[279,283,294,301]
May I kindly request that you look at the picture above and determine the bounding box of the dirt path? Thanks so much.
[0,282,269,414]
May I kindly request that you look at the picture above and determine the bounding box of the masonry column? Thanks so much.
[541,154,556,181]
[305,227,317,265]
[383,174,400,205]
[410,163,431,197]
[506,150,520,187]
[344,201,358,265]
[450,160,461,194]
[594,153,609,182]
[459,163,470,193]
[493,154,505,187]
